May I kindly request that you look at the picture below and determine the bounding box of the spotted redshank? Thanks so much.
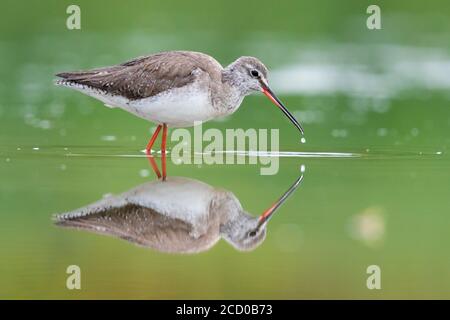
[55,172,304,253]
[55,51,304,178]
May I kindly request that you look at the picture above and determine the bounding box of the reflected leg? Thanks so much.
[146,154,162,179]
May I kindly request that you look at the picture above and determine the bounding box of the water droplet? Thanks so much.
[349,206,385,247]
[300,137,306,144]
[32,147,39,151]
[39,120,52,130]
[101,135,117,142]
[372,98,391,113]
[376,128,388,137]
[300,165,306,173]
[293,110,324,124]
[139,169,150,178]
[331,129,348,138]
[436,151,443,155]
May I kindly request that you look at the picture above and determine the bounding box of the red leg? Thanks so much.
[161,124,168,155]
[147,154,162,179]
[161,124,168,180]
[146,125,162,155]
[146,125,163,178]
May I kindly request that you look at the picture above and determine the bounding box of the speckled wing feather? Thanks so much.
[56,204,193,249]
[55,51,209,100]
[55,203,219,253]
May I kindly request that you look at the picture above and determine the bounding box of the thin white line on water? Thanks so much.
[200,151,360,158]
[65,153,144,158]
[65,151,361,158]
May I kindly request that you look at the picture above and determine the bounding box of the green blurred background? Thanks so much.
[1,0,450,299]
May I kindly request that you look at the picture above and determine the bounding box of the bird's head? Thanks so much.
[224,56,304,136]
[224,56,269,94]
[221,211,267,252]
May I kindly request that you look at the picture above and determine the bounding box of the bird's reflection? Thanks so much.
[55,171,304,253]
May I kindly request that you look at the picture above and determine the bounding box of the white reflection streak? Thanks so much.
[196,151,360,158]
[65,151,361,158]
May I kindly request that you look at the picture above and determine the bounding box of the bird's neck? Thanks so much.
[209,69,244,115]
[222,64,248,94]
[211,190,242,224]
[222,65,239,88]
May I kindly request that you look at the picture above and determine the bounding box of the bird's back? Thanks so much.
[55,203,221,253]
[55,51,223,100]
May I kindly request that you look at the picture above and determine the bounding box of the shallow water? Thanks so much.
[2,0,450,299]
[2,144,450,299]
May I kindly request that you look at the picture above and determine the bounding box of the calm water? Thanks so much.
[1,0,450,299]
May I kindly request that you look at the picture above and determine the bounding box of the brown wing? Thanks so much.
[56,51,218,100]
[55,204,219,253]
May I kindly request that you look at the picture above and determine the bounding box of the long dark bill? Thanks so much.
[261,84,305,136]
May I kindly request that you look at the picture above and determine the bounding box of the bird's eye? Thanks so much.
[249,230,257,237]
[250,70,260,78]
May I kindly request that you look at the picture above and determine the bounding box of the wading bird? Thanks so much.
[55,51,304,179]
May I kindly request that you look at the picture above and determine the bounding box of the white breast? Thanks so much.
[57,74,222,128]
[124,81,217,127]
